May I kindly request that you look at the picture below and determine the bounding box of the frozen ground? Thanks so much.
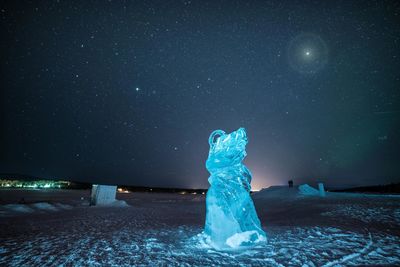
[0,188,399,266]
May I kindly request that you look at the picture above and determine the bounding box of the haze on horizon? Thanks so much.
[1,1,399,189]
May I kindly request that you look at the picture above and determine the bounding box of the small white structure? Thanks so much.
[90,184,117,206]
[318,183,326,197]
[298,184,320,196]
[298,183,327,197]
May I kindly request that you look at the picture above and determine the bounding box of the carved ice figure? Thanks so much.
[204,128,266,249]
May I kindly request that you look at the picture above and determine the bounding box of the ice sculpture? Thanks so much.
[204,128,266,250]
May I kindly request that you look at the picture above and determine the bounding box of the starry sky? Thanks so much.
[1,0,399,189]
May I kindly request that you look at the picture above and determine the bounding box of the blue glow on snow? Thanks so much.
[204,128,266,250]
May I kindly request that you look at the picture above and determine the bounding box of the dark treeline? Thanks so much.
[331,183,400,194]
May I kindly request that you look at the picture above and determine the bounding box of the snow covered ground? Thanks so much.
[0,188,399,266]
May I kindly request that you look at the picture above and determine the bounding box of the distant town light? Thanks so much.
[0,179,69,189]
[117,188,130,193]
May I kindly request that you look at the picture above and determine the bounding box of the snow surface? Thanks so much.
[0,202,73,216]
[0,189,399,266]
[3,204,34,213]
[31,202,60,211]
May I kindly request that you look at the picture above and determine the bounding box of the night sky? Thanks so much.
[1,1,399,189]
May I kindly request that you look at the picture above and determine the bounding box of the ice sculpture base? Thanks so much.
[225,230,266,249]
[198,231,266,251]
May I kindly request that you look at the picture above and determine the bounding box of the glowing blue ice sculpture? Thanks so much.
[204,128,266,250]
